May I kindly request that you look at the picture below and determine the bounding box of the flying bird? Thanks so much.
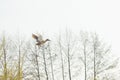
[32,33,50,46]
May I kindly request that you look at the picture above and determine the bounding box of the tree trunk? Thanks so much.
[84,44,87,80]
[67,45,72,80]
[35,46,41,80]
[42,46,49,80]
[93,42,96,80]
[18,45,21,80]
[3,36,7,80]
[59,41,65,80]
[3,48,7,80]
[48,44,55,80]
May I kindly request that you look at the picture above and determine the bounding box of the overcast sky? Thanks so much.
[0,0,120,57]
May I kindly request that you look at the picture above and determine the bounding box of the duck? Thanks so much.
[32,33,50,46]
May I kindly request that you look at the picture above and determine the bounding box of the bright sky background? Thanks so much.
[0,0,120,57]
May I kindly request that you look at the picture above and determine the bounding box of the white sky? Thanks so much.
[0,0,120,57]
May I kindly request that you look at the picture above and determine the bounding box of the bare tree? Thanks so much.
[78,32,118,80]
[67,37,72,80]
[92,33,97,80]
[58,34,65,80]
[42,46,49,80]
[3,34,7,80]
[17,36,25,80]
[48,43,55,80]
[80,32,89,80]
[35,46,41,80]
[63,30,76,80]
[23,40,42,80]
[65,31,72,80]
[91,33,118,80]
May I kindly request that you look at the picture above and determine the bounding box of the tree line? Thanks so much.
[0,31,118,80]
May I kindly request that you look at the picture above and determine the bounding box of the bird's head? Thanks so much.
[46,39,50,41]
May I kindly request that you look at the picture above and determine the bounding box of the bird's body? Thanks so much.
[32,33,50,46]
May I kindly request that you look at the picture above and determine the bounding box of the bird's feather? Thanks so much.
[37,33,43,42]
[32,34,39,42]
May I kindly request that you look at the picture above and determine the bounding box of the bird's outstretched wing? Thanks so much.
[37,33,43,42]
[32,34,39,42]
